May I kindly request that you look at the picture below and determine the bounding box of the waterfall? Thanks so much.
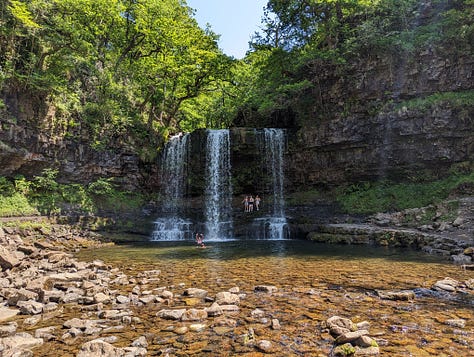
[151,133,192,241]
[254,128,289,239]
[204,130,233,240]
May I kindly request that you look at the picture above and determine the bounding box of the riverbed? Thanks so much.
[66,240,474,356]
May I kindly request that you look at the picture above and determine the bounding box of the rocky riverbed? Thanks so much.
[0,221,473,356]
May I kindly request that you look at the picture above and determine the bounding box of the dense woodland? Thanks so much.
[0,0,473,217]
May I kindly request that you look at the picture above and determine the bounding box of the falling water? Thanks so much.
[253,128,289,239]
[151,133,192,241]
[204,130,233,240]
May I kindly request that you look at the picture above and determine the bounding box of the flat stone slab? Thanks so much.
[0,307,20,322]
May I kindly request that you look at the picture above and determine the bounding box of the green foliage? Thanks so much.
[0,171,147,217]
[0,0,233,153]
[0,193,38,217]
[395,90,474,111]
[337,171,474,214]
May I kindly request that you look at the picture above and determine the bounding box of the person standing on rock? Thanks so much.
[248,195,254,212]
[242,196,249,212]
[255,195,261,211]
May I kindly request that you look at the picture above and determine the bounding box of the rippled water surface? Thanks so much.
[73,240,474,356]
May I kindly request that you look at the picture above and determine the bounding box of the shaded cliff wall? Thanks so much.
[286,50,473,189]
[0,89,148,190]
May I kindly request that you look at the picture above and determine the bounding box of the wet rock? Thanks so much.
[182,308,208,321]
[93,292,110,304]
[159,290,173,299]
[17,300,43,315]
[76,339,119,357]
[157,309,186,320]
[251,308,265,318]
[444,319,466,328]
[23,317,41,328]
[214,316,237,327]
[0,332,43,355]
[336,330,369,344]
[131,336,148,348]
[122,346,147,356]
[451,254,471,264]
[464,278,474,289]
[0,322,17,337]
[138,295,157,304]
[254,285,278,293]
[174,326,188,335]
[116,295,130,304]
[355,335,378,348]
[356,321,371,330]
[7,288,38,306]
[433,277,459,292]
[189,323,207,332]
[326,316,356,336]
[271,318,281,330]
[35,326,57,341]
[376,290,415,301]
[0,246,21,270]
[183,288,208,298]
[215,291,240,305]
[256,339,274,353]
[220,304,240,313]
[205,302,223,317]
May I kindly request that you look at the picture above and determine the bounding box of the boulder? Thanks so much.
[76,339,121,357]
[0,246,20,270]
[183,288,208,298]
[0,332,43,355]
[335,330,370,345]
[17,300,44,315]
[205,302,223,317]
[215,291,240,305]
[326,316,356,336]
[156,309,186,320]
[376,290,415,301]
[0,307,20,322]
[254,285,278,293]
[181,308,208,321]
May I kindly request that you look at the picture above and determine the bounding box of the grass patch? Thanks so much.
[0,193,39,217]
[337,171,474,214]
[395,90,474,111]
[0,170,148,218]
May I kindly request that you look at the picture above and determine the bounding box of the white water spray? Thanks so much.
[204,130,233,240]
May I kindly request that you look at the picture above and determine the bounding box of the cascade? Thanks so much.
[151,133,192,241]
[204,129,233,240]
[253,128,289,239]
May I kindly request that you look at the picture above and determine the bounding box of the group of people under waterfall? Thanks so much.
[242,195,261,212]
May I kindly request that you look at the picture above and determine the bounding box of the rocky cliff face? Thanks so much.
[0,90,145,189]
[286,51,473,189]
[1,45,472,196]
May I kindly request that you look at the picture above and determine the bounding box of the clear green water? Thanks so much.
[30,240,473,356]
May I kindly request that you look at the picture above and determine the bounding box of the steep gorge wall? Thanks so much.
[0,90,147,190]
[286,50,473,190]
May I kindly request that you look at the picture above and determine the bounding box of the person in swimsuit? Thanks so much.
[195,233,205,248]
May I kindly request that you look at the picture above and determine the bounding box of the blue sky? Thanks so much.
[186,0,268,59]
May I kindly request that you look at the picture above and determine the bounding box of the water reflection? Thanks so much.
[112,240,446,263]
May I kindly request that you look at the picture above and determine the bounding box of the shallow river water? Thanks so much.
[39,240,474,356]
